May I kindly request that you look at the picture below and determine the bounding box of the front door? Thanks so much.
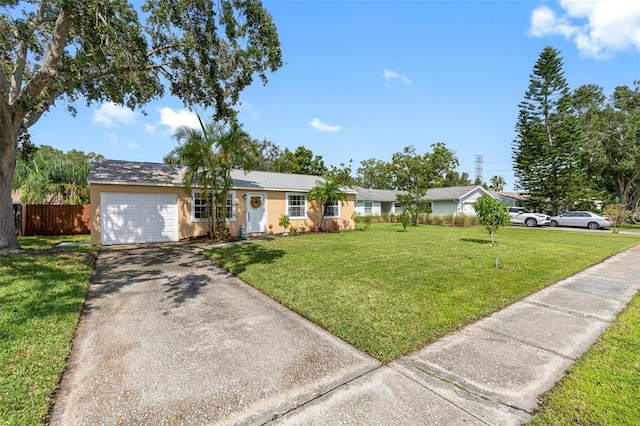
[246,193,266,233]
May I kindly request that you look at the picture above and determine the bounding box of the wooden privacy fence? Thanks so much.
[23,204,91,236]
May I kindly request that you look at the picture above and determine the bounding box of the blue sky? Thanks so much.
[30,0,640,191]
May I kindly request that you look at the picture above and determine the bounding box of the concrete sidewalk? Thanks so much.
[50,243,640,425]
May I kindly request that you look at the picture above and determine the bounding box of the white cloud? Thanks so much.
[128,141,139,149]
[93,103,137,127]
[157,107,201,134]
[383,69,411,85]
[239,101,260,119]
[529,0,640,58]
[309,118,342,132]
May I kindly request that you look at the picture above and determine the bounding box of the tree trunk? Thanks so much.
[0,123,20,251]
[616,171,640,209]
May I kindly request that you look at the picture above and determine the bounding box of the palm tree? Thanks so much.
[489,175,506,192]
[216,122,255,233]
[308,179,347,231]
[164,116,255,239]
[13,149,91,204]
[165,119,222,237]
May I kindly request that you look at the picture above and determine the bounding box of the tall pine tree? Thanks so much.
[513,47,588,215]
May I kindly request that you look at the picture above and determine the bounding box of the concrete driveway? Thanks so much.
[49,244,379,425]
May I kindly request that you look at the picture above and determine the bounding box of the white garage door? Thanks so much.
[101,192,179,245]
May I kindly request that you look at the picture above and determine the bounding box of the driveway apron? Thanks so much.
[49,244,379,425]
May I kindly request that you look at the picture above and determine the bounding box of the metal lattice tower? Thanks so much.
[475,154,483,183]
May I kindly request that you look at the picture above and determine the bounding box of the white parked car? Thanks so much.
[550,211,612,230]
[508,207,551,227]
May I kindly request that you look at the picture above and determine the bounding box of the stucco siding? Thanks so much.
[90,184,208,245]
[91,184,355,244]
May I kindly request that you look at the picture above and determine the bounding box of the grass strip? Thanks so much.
[530,290,640,425]
[0,236,96,426]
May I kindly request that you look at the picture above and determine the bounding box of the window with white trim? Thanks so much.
[287,193,307,219]
[394,202,402,214]
[364,202,373,215]
[192,191,209,222]
[324,200,340,218]
[225,191,236,221]
[192,190,235,222]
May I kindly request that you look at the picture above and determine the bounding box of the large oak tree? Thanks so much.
[572,83,640,211]
[0,0,282,250]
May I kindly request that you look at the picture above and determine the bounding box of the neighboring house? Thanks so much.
[353,185,496,216]
[491,191,525,207]
[425,186,493,215]
[89,159,356,245]
[353,186,408,216]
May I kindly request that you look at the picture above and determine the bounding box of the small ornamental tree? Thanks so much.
[399,212,411,231]
[278,214,290,234]
[396,192,431,226]
[605,203,632,234]
[473,195,511,246]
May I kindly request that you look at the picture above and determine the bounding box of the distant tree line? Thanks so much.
[249,141,476,193]
[513,46,640,217]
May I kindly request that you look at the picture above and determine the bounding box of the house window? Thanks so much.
[364,202,373,215]
[192,191,209,221]
[287,193,306,219]
[225,191,236,221]
[324,200,340,218]
[192,190,235,222]
[394,202,402,214]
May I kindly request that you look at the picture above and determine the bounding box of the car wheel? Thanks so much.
[525,218,537,227]
[550,220,559,227]
[587,221,600,230]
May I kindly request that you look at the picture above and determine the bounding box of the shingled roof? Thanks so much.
[425,186,488,200]
[353,186,408,202]
[89,159,184,187]
[89,159,357,193]
[352,185,489,202]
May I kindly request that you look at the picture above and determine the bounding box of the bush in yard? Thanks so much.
[473,195,511,246]
[363,215,372,230]
[400,212,411,231]
[429,214,442,226]
[441,213,455,226]
[453,214,469,227]
[396,193,432,226]
[464,214,480,227]
[605,203,632,234]
[278,214,290,233]
[324,220,341,233]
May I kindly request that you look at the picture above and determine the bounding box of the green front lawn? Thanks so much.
[0,236,96,426]
[203,224,640,362]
